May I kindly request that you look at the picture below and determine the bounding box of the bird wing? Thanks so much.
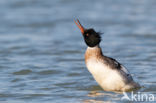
[102,56,133,82]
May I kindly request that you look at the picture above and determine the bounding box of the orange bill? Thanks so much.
[74,19,85,34]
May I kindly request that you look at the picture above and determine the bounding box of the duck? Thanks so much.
[74,19,140,92]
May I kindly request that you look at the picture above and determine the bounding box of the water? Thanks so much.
[0,0,156,103]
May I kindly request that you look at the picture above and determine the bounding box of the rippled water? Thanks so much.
[0,0,156,103]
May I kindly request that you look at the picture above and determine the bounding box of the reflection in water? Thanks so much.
[83,87,121,103]
[83,99,110,103]
[83,91,112,103]
[88,91,105,97]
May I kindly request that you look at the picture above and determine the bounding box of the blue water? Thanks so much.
[0,0,156,103]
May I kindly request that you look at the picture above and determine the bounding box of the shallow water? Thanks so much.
[0,0,156,103]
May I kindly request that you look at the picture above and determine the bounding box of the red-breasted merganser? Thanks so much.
[74,19,140,92]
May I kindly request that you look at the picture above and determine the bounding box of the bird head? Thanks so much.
[74,19,101,47]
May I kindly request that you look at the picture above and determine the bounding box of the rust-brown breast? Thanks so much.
[85,46,103,63]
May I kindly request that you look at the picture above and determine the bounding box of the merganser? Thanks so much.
[74,19,140,92]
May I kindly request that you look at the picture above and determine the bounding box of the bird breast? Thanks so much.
[86,58,126,91]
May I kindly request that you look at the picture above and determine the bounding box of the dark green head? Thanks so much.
[83,29,101,47]
[74,19,101,47]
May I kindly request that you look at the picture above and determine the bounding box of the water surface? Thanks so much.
[0,0,156,103]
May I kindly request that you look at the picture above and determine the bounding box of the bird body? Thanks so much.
[85,46,140,91]
[74,19,140,92]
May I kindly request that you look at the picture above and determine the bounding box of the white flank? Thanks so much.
[86,59,126,91]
